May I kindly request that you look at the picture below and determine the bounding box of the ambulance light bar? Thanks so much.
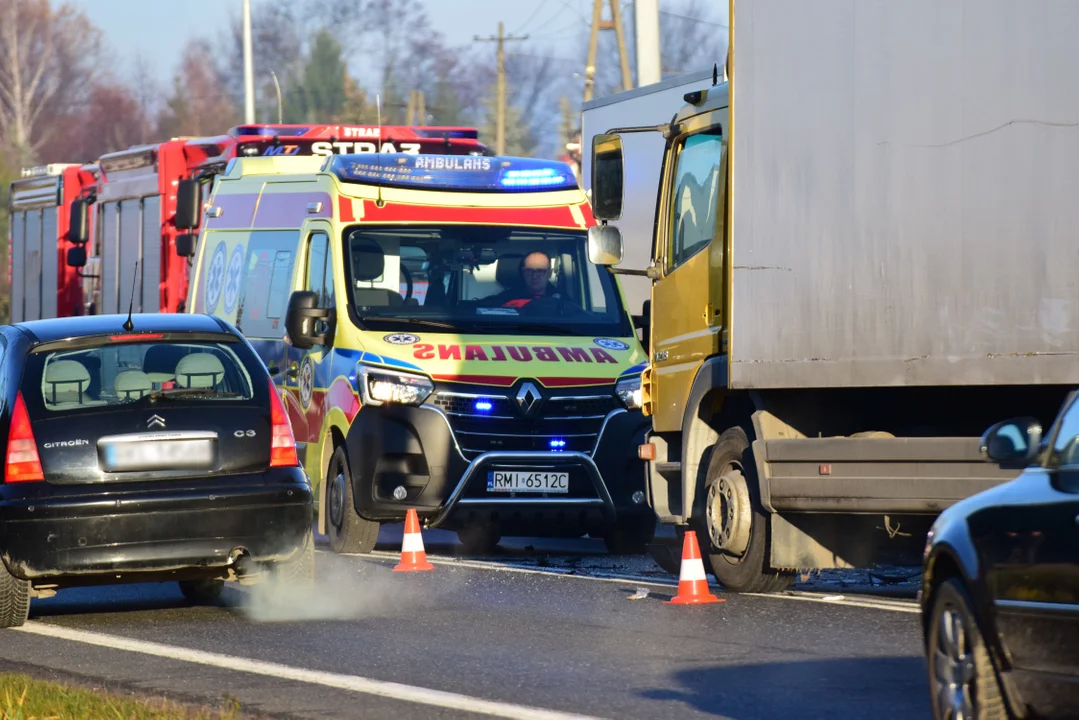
[329,154,578,193]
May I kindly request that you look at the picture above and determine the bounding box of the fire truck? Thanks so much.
[7,124,490,321]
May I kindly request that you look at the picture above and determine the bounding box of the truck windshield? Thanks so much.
[343,226,633,338]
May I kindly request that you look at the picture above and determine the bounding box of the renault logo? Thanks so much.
[515,382,543,418]
[147,414,166,429]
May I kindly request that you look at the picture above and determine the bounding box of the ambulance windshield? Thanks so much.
[343,226,633,338]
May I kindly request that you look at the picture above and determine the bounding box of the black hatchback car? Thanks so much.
[0,313,315,628]
[921,389,1079,719]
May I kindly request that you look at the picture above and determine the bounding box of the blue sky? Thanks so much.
[67,0,601,87]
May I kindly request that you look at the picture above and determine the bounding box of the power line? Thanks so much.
[658,10,728,28]
[514,1,550,35]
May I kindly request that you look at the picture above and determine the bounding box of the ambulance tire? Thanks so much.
[696,428,794,594]
[327,446,380,555]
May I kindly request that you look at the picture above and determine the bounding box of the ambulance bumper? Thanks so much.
[343,402,650,533]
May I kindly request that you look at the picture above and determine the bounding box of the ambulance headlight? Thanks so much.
[616,376,642,410]
[358,367,434,407]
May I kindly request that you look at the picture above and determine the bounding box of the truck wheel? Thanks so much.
[272,527,316,587]
[926,577,1007,720]
[603,514,657,555]
[697,427,794,593]
[178,578,224,605]
[457,523,501,555]
[0,560,30,628]
[326,445,380,554]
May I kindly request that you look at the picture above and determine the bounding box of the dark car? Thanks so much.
[0,313,315,628]
[920,389,1079,719]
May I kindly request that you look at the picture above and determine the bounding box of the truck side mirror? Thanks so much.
[591,133,624,221]
[175,179,201,230]
[175,233,197,258]
[587,224,623,266]
[285,291,333,350]
[67,246,87,268]
[69,199,89,244]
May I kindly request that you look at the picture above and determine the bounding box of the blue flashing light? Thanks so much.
[474,400,494,413]
[329,154,579,193]
[549,439,567,450]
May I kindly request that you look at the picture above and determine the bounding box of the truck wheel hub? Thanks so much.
[708,468,752,556]
[329,471,347,529]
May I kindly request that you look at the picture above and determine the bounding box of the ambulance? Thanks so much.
[185,152,655,555]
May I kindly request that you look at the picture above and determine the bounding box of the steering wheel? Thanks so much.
[400,263,414,302]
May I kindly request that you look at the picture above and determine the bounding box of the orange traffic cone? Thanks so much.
[665,530,724,605]
[394,508,435,572]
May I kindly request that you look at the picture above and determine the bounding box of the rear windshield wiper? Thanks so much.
[147,388,242,402]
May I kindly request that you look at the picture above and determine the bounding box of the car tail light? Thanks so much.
[6,392,44,482]
[268,378,299,468]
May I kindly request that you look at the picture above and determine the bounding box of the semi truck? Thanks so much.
[585,0,1079,592]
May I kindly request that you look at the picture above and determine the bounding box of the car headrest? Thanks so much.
[495,253,524,287]
[114,370,152,400]
[43,360,91,400]
[143,344,189,375]
[351,237,385,283]
[174,353,226,389]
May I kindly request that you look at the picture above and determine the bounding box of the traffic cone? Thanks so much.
[394,508,435,572]
[665,530,724,605]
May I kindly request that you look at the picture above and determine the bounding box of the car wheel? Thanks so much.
[457,523,501,555]
[695,427,794,593]
[926,577,1008,720]
[273,528,316,587]
[0,560,30,628]
[326,445,380,554]
[603,514,657,555]
[178,578,225,605]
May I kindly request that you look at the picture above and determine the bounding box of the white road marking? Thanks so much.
[14,621,605,720]
[331,550,921,615]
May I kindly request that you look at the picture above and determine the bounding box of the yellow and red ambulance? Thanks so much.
[186,152,653,555]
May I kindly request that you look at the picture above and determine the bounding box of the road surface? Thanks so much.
[0,527,930,720]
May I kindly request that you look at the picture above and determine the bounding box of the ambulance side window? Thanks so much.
[305,231,334,334]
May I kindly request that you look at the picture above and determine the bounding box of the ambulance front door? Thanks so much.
[284,225,337,477]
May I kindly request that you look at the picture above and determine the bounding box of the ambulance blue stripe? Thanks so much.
[620,363,646,377]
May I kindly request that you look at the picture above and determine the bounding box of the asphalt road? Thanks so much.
[0,527,932,720]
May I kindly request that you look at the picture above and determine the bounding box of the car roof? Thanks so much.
[8,314,234,344]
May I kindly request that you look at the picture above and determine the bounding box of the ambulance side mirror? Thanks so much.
[587,224,623,266]
[67,246,87,268]
[286,291,333,350]
[69,199,89,244]
[175,233,197,258]
[175,179,200,231]
[591,133,624,221]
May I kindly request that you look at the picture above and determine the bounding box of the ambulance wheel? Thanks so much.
[326,446,380,555]
[696,428,794,593]
[457,523,501,555]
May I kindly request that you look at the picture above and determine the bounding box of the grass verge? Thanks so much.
[0,673,242,719]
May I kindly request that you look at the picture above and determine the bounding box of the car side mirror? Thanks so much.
[591,133,624,221]
[66,245,87,268]
[69,199,89,244]
[175,233,197,257]
[285,291,332,350]
[175,179,200,231]
[980,417,1042,468]
[587,224,623,266]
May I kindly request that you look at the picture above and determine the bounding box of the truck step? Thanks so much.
[656,462,682,480]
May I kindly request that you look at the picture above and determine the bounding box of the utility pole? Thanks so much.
[633,0,661,86]
[242,0,255,124]
[584,0,633,103]
[474,22,529,155]
[405,90,428,125]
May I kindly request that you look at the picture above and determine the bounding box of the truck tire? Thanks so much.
[696,427,794,593]
[603,514,657,555]
[326,445,380,554]
[925,577,1007,720]
[0,560,30,628]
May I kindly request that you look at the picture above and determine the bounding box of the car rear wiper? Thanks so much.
[147,388,242,402]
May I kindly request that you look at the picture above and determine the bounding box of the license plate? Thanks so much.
[486,471,569,493]
[100,432,216,472]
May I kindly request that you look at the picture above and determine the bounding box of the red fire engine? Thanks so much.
[8,124,489,320]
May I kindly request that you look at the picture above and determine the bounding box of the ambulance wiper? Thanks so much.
[496,323,579,336]
[359,316,474,332]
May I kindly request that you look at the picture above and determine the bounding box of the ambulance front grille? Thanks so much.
[431,392,617,460]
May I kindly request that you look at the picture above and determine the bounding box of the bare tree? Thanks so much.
[156,39,240,139]
[0,0,101,165]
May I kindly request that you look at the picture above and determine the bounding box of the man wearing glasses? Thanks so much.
[486,250,559,309]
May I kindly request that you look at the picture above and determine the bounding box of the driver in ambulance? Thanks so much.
[485,250,559,309]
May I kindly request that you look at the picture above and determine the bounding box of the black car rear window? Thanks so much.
[21,339,257,414]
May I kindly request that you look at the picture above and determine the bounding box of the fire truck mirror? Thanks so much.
[175,179,201,230]
[66,246,87,268]
[175,233,197,258]
[69,199,89,244]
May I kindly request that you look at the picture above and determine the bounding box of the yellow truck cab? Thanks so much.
[186,152,654,555]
